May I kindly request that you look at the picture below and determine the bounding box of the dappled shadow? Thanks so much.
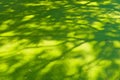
[0,0,120,80]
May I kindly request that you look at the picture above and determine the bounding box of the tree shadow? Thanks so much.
[0,0,120,80]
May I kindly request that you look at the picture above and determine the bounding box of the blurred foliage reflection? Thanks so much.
[0,0,120,80]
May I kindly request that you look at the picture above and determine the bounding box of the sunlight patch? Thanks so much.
[24,1,52,6]
[113,41,120,48]
[40,40,60,46]
[0,41,21,56]
[65,58,84,76]
[0,63,8,72]
[73,42,93,53]
[0,19,15,30]
[0,31,15,36]
[39,61,57,75]
[75,1,89,4]
[22,15,35,21]
[87,2,99,6]
[88,66,103,80]
[92,22,104,30]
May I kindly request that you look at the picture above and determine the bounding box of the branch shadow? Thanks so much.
[0,0,120,80]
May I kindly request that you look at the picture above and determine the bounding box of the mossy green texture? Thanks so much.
[0,0,120,80]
